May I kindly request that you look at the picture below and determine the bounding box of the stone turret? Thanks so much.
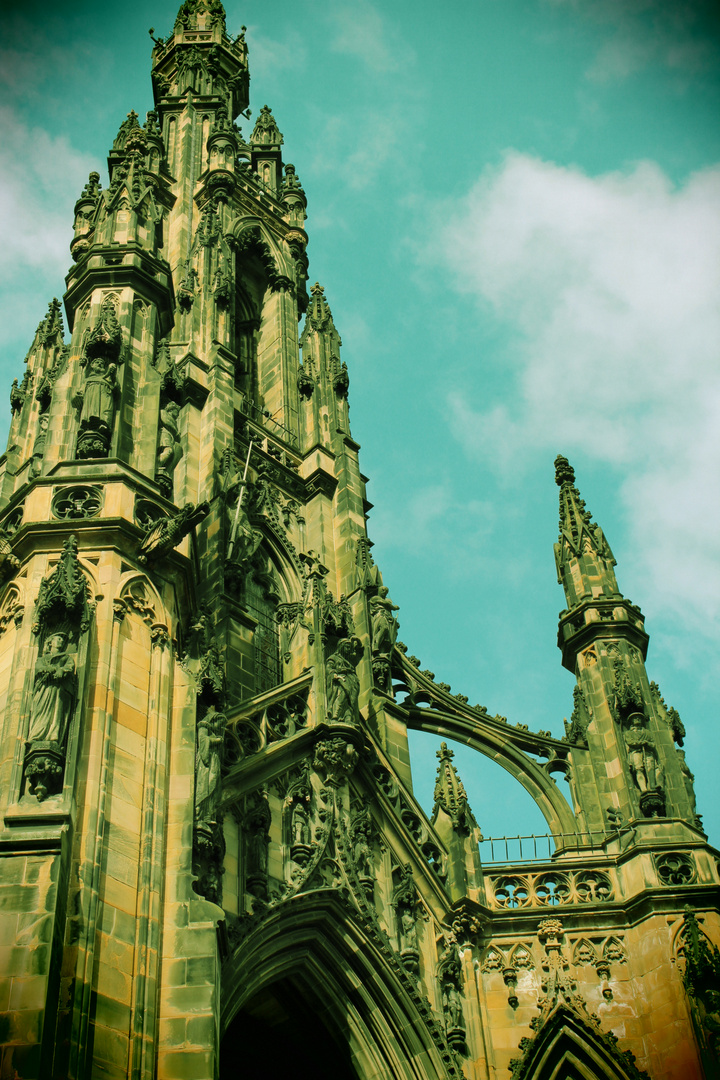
[555,458,701,831]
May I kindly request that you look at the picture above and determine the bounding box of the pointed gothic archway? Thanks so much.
[511,1004,645,1080]
[221,892,460,1080]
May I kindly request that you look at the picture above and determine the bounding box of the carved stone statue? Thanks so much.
[156,401,182,494]
[399,908,418,952]
[28,634,76,744]
[326,636,363,724]
[195,706,225,825]
[624,714,661,792]
[75,358,118,458]
[353,830,372,879]
[246,796,271,898]
[369,586,399,656]
[442,982,463,1031]
[291,800,310,846]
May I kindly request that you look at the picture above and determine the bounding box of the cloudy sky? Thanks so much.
[2,0,719,845]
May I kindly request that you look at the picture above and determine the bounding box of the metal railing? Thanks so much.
[238,397,298,447]
[479,831,609,865]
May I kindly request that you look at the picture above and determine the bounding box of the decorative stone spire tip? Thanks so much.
[554,455,575,487]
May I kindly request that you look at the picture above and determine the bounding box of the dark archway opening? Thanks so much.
[220,979,358,1080]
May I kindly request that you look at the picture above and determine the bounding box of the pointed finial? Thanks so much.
[305,282,337,333]
[433,741,471,832]
[554,454,575,487]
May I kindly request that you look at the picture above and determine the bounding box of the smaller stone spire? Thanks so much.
[305,283,337,334]
[433,742,472,833]
[175,0,227,34]
[554,454,620,610]
[250,105,283,149]
[39,298,65,347]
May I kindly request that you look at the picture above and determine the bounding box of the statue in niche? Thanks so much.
[442,981,463,1031]
[353,828,372,879]
[624,714,661,793]
[28,633,76,744]
[399,907,418,953]
[75,358,118,458]
[326,636,363,725]
[291,800,310,846]
[246,796,271,898]
[156,401,182,495]
[195,706,225,826]
[369,586,399,655]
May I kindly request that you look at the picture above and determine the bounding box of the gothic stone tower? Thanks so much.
[0,3,718,1079]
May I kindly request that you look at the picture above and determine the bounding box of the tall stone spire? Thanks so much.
[552,458,699,831]
[553,455,648,673]
[553,454,620,609]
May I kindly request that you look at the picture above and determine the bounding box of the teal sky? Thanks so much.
[1,0,719,846]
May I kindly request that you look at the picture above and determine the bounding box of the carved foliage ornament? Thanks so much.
[33,535,93,637]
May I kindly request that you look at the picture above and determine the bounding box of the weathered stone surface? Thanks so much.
[0,4,715,1079]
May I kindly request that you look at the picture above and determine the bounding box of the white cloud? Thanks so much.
[434,152,720,636]
[0,106,99,284]
[0,106,100,385]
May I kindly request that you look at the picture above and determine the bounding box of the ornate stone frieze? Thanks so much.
[488,868,614,910]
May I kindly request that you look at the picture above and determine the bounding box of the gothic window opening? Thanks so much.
[245,571,280,693]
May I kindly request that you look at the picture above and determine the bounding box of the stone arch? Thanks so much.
[222,892,459,1080]
[116,572,167,628]
[393,654,578,838]
[0,581,24,632]
[406,709,577,838]
[250,517,305,605]
[512,1005,643,1080]
[230,217,293,283]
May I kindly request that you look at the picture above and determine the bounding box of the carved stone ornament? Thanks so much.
[654,851,695,886]
[138,501,209,564]
[184,604,225,705]
[33,535,93,636]
[313,736,358,787]
[680,907,720,1069]
[51,485,103,520]
[0,529,20,582]
[25,742,66,801]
